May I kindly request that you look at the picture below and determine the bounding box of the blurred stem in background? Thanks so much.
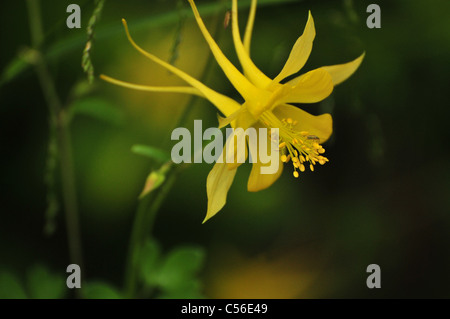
[26,0,84,275]
[123,0,228,298]
[82,0,106,84]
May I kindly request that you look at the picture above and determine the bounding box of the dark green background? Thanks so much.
[0,0,449,298]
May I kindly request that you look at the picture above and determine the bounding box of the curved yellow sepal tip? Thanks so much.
[202,216,210,224]
[322,52,365,86]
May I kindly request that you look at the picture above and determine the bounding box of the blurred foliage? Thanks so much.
[0,0,449,299]
[0,265,66,299]
[131,144,171,164]
[82,281,122,299]
[69,96,124,126]
[139,239,206,299]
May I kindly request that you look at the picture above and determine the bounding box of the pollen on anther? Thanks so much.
[310,164,314,172]
[300,164,305,172]
[293,171,299,178]
[281,154,291,163]
[279,142,286,149]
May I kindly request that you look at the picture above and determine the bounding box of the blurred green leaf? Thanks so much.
[69,97,124,125]
[156,246,205,292]
[0,271,27,299]
[158,278,205,299]
[82,282,122,299]
[0,56,29,87]
[139,239,162,286]
[132,145,171,163]
[26,264,66,299]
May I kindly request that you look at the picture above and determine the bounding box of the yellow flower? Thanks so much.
[101,0,364,222]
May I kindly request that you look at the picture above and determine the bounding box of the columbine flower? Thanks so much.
[101,0,364,222]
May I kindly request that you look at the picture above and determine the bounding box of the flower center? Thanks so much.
[260,111,329,178]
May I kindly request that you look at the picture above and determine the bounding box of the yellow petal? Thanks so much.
[121,19,239,117]
[247,128,283,192]
[233,106,258,130]
[273,11,315,83]
[272,104,333,143]
[187,0,260,101]
[247,157,283,192]
[217,107,243,129]
[322,52,365,85]
[224,126,250,170]
[204,161,237,223]
[281,68,333,104]
[231,0,271,88]
[100,74,204,96]
[221,108,257,171]
[243,0,257,54]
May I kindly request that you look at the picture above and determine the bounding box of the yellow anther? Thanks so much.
[292,157,299,163]
[300,131,309,136]
[292,138,299,145]
[281,155,287,162]
[319,158,326,165]
[278,142,286,149]
[300,155,306,162]
[310,164,314,172]
[285,155,291,163]
[293,150,298,157]
[300,164,305,172]
[319,148,325,154]
[313,142,320,149]
[305,155,309,161]
[293,171,299,178]
[293,162,299,168]
[286,118,293,124]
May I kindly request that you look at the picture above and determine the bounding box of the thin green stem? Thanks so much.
[26,0,84,272]
[124,166,176,298]
[26,0,44,48]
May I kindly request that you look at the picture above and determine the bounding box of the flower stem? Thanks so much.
[124,166,176,298]
[26,0,84,271]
